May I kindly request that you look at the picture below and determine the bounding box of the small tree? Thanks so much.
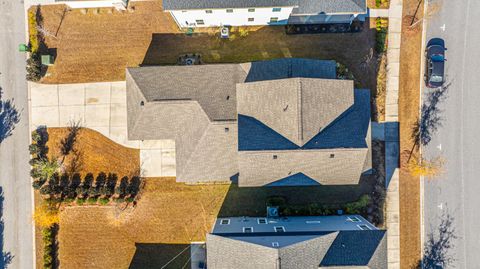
[105,173,117,197]
[33,157,61,182]
[33,205,59,228]
[80,173,94,198]
[115,176,129,197]
[95,172,107,195]
[408,155,445,178]
[126,176,141,198]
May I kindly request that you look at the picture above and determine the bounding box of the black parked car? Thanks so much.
[425,38,446,88]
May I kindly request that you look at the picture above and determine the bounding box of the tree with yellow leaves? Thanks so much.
[408,155,445,178]
[33,204,59,228]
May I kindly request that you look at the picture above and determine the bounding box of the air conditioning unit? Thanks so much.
[267,206,279,218]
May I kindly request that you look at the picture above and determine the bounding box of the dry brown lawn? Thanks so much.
[46,127,140,177]
[398,0,424,267]
[58,178,229,268]
[37,3,380,93]
[39,127,378,268]
[37,1,179,84]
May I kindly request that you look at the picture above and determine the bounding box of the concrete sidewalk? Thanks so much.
[383,0,403,268]
[29,81,175,177]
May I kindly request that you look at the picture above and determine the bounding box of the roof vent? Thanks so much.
[140,101,144,106]
[225,127,229,132]
[283,104,289,111]
[273,155,278,159]
[226,95,230,100]
[330,154,335,158]
[267,206,279,218]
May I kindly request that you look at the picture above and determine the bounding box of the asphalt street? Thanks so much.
[423,0,480,268]
[0,0,34,268]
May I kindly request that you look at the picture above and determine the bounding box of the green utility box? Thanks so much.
[19,44,29,52]
[41,55,54,66]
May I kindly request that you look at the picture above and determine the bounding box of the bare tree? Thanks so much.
[408,155,445,178]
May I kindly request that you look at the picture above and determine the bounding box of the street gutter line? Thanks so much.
[418,0,429,267]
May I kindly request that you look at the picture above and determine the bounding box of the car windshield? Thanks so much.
[430,75,443,83]
[431,54,444,62]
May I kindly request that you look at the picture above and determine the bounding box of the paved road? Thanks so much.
[0,0,34,268]
[423,0,480,268]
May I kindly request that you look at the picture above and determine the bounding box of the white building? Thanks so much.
[162,0,367,28]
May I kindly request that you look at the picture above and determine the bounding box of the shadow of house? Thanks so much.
[140,22,378,91]
[129,243,190,269]
[0,188,14,268]
[217,174,375,217]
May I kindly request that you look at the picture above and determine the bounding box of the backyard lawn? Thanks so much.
[36,2,380,93]
[35,122,383,268]
[58,175,378,268]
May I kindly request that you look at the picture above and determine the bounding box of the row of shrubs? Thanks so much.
[35,172,142,203]
[30,127,142,205]
[27,6,44,81]
[375,18,388,54]
[42,225,58,269]
[266,194,371,216]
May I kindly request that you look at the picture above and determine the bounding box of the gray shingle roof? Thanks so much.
[237,78,354,147]
[293,0,366,14]
[206,230,386,268]
[162,0,366,14]
[127,65,246,121]
[126,59,370,186]
[163,0,297,10]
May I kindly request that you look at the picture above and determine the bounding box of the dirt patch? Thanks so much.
[46,127,140,178]
[398,0,424,267]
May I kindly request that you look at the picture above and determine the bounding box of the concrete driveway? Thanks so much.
[29,81,175,177]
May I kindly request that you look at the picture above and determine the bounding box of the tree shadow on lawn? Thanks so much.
[217,174,376,217]
[140,21,378,91]
[129,243,192,269]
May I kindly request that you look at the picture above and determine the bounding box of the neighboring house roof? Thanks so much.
[163,0,297,10]
[320,230,386,267]
[163,0,367,14]
[207,216,386,269]
[293,0,367,14]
